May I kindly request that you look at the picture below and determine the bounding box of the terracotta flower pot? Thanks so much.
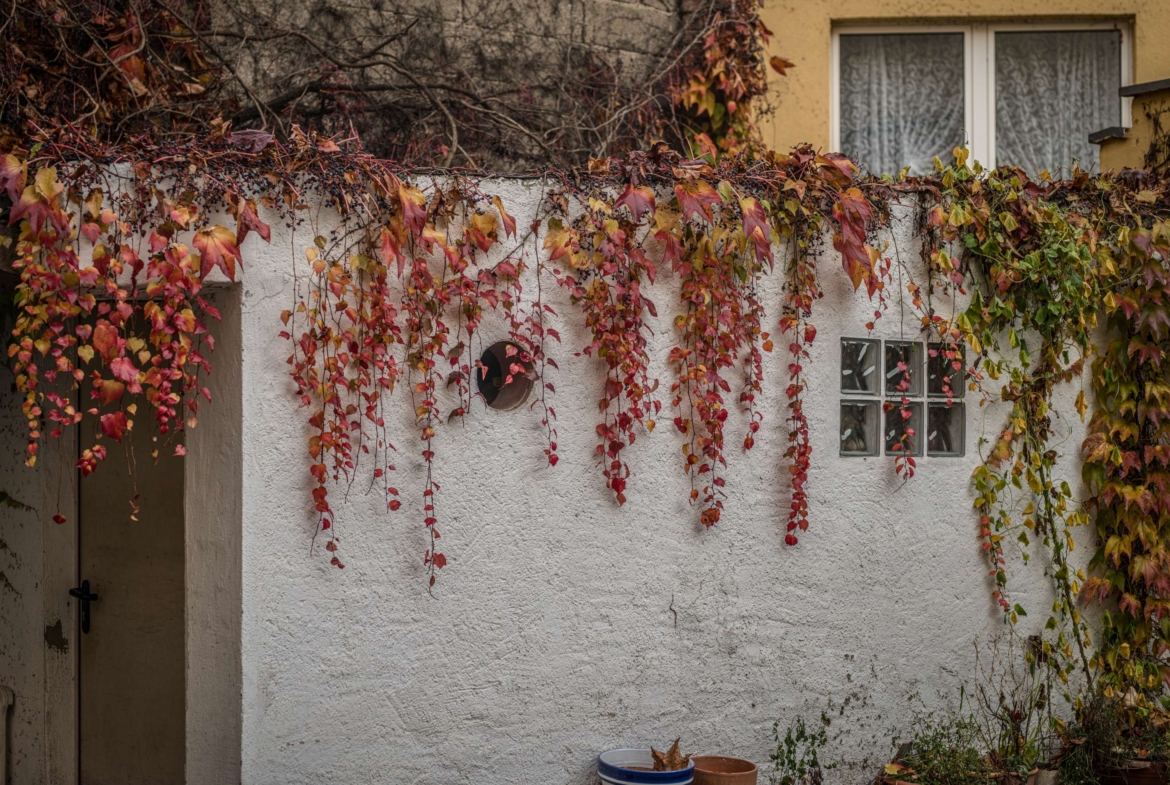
[690,755,758,785]
[1098,761,1169,785]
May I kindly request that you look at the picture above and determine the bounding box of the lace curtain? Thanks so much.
[995,30,1121,175]
[839,33,965,176]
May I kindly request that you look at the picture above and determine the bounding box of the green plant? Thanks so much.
[893,713,991,785]
[970,635,1062,777]
[1057,696,1125,785]
[770,713,829,785]
[1058,738,1098,785]
[1083,216,1170,702]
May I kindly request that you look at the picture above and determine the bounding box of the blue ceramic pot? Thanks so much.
[598,748,695,785]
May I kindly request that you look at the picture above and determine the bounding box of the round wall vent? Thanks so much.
[477,341,534,410]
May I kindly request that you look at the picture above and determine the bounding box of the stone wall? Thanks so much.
[209,0,687,168]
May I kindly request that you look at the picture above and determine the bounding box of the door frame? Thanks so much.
[40,285,244,785]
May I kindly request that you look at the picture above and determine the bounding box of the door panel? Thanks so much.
[79,406,185,784]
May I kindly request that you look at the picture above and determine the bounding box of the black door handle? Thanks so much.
[69,580,98,634]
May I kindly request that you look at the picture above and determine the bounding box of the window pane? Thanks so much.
[884,341,923,397]
[839,33,965,176]
[995,30,1121,174]
[928,402,965,456]
[928,343,965,398]
[841,401,880,456]
[884,401,923,456]
[841,338,879,394]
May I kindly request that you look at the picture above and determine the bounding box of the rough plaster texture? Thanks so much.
[236,182,1095,784]
[1,179,1096,784]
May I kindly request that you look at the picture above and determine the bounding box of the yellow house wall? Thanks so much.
[1099,88,1170,170]
[760,0,1170,154]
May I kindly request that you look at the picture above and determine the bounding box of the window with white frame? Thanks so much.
[839,338,965,458]
[832,22,1131,176]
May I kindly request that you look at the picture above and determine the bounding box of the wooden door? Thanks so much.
[78,406,185,784]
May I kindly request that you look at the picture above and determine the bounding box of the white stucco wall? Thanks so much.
[0,177,1095,784]
[235,181,1093,784]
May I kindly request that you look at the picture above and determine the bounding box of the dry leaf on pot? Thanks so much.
[652,738,690,771]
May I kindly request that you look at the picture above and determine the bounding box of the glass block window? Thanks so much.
[841,337,965,459]
[928,402,965,456]
[927,343,965,398]
[884,340,923,397]
[841,338,880,394]
[884,401,923,457]
[841,400,880,456]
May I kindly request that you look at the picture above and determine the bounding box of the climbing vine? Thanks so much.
[12,0,1170,725]
[543,146,878,532]
[1083,212,1170,704]
[2,134,883,579]
[7,127,1170,726]
[905,157,1102,693]
[885,154,1170,705]
[4,154,226,498]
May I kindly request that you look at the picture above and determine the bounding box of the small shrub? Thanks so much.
[971,636,1061,777]
[895,714,991,785]
[770,714,829,785]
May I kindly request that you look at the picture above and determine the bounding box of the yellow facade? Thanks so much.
[760,0,1170,154]
[1097,85,1170,170]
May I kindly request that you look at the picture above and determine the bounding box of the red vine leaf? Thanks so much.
[92,321,121,359]
[832,188,876,295]
[467,210,498,252]
[740,196,772,263]
[491,195,517,238]
[380,225,406,276]
[769,55,795,75]
[0,153,26,203]
[98,380,126,405]
[194,225,242,280]
[100,411,128,442]
[615,183,656,222]
[228,129,274,152]
[234,197,271,245]
[675,181,722,223]
[12,167,62,232]
[398,182,427,239]
[109,356,139,383]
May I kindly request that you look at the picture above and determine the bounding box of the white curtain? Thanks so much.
[995,30,1121,174]
[839,33,965,176]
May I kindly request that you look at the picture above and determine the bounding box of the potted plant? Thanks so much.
[1062,694,1170,785]
[969,637,1062,785]
[879,713,991,785]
